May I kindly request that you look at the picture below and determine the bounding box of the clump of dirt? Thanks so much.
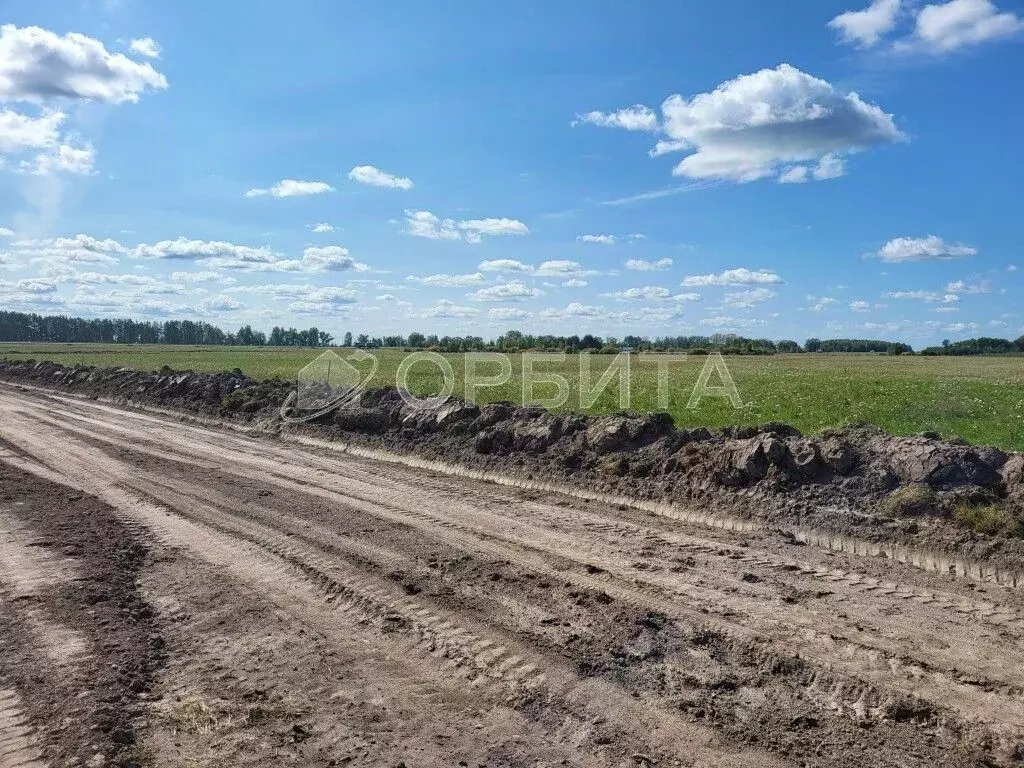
[0,462,166,766]
[3,359,1023,567]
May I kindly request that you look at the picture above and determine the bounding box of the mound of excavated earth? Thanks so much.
[2,360,1022,569]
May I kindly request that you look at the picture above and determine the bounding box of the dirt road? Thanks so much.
[1,384,1023,767]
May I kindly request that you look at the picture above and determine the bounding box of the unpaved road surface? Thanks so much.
[1,385,1023,767]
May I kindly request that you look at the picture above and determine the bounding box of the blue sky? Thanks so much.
[0,0,1022,345]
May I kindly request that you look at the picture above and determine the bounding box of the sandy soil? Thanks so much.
[1,384,1023,767]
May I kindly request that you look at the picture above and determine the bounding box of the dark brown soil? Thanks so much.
[0,463,165,767]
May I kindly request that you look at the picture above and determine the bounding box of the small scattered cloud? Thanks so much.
[724,288,776,308]
[577,234,616,245]
[869,235,976,262]
[403,210,528,243]
[572,105,657,131]
[562,279,588,288]
[417,299,479,319]
[903,0,1024,53]
[681,268,783,287]
[129,37,161,59]
[945,279,991,294]
[488,307,530,321]
[808,296,838,312]
[625,257,673,272]
[406,272,485,287]
[245,179,334,198]
[468,281,543,302]
[829,0,903,47]
[347,165,414,190]
[479,259,533,273]
[309,222,337,233]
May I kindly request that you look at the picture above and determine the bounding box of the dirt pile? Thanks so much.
[2,359,1022,556]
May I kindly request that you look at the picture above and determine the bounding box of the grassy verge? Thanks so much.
[3,344,1024,451]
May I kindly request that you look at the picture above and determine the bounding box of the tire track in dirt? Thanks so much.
[0,688,47,768]
[10,395,1024,748]
[0,397,785,767]
[7,401,1024,766]
[19,382,1020,589]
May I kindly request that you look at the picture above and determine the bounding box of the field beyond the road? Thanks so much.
[3,343,1023,451]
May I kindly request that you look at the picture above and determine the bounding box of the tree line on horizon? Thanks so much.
[1,309,1022,356]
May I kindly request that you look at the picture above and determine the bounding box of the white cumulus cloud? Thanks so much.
[468,281,543,302]
[625,257,673,272]
[581,64,903,184]
[829,0,903,47]
[245,179,334,198]
[572,105,657,131]
[403,211,529,243]
[348,165,414,190]
[870,235,977,262]
[577,234,616,245]
[129,37,161,59]
[681,268,783,286]
[0,24,168,103]
[908,0,1024,52]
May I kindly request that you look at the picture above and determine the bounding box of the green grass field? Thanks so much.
[3,343,1023,451]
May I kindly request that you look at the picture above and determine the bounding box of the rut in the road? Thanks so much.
[2,388,1023,766]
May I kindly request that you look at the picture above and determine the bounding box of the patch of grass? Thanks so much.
[879,484,939,518]
[4,344,1024,450]
[953,503,1024,538]
[160,692,309,735]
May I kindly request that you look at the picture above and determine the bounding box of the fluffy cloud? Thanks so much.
[698,315,768,329]
[808,296,839,311]
[562,279,588,288]
[479,259,533,273]
[406,272,485,287]
[309,222,336,233]
[417,299,479,319]
[581,65,902,183]
[0,109,64,153]
[0,25,168,103]
[133,237,360,273]
[829,0,903,46]
[21,142,95,175]
[301,246,357,272]
[577,234,616,245]
[534,260,594,278]
[884,289,959,303]
[870,235,977,262]
[946,279,991,294]
[403,210,529,243]
[601,286,673,301]
[850,300,873,312]
[572,105,657,131]
[625,257,673,272]
[468,281,543,302]
[909,0,1023,52]
[14,234,127,266]
[778,154,846,183]
[245,180,334,198]
[539,302,607,319]
[681,268,783,286]
[724,288,776,308]
[460,218,530,243]
[129,38,161,59]
[348,165,414,190]
[488,307,530,321]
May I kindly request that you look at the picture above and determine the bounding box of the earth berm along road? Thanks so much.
[1,384,1022,767]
